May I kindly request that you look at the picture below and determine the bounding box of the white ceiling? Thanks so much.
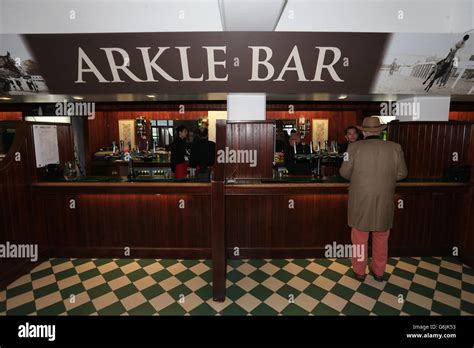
[219,0,286,31]
[276,0,474,33]
[0,0,224,33]
[0,0,472,34]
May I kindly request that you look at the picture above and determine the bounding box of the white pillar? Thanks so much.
[396,96,451,122]
[227,93,266,121]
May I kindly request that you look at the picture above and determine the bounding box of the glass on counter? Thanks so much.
[63,161,80,181]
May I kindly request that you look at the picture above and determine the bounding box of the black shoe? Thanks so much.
[369,267,384,282]
[354,272,366,281]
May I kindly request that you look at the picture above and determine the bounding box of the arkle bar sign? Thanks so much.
[2,32,471,95]
[22,32,388,94]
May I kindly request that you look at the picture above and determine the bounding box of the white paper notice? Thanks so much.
[33,125,60,168]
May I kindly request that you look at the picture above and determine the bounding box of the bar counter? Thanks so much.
[33,177,211,194]
[31,177,213,261]
[30,176,470,261]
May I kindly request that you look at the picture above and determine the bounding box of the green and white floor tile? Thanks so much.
[2,257,473,316]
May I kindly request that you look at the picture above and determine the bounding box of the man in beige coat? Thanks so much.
[340,116,408,282]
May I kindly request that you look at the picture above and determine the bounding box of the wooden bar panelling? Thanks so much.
[211,182,226,301]
[450,111,474,121]
[0,122,40,289]
[0,112,22,121]
[33,190,212,259]
[0,122,34,242]
[211,120,226,300]
[224,121,275,180]
[387,121,473,179]
[459,123,474,267]
[33,182,211,195]
[224,185,466,259]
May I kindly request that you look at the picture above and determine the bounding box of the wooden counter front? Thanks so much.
[31,179,471,301]
[31,182,212,259]
[33,181,211,194]
[224,181,470,259]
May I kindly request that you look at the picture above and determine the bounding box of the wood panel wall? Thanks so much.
[212,120,227,300]
[387,121,473,179]
[0,112,22,121]
[0,122,44,289]
[222,121,275,180]
[83,106,472,176]
[449,111,474,121]
[460,124,474,267]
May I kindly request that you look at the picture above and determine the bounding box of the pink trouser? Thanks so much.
[351,227,390,277]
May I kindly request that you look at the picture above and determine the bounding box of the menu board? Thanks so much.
[33,125,60,168]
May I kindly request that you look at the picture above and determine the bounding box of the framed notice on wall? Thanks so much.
[33,124,60,168]
[312,119,328,146]
[118,120,135,150]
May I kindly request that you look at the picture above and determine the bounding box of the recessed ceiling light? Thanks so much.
[338,95,348,100]
[72,96,83,100]
[0,96,12,101]
[146,95,156,98]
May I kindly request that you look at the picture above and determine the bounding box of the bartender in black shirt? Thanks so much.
[190,127,216,173]
[284,132,312,175]
[170,125,189,179]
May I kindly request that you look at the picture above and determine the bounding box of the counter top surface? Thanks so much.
[92,160,171,166]
[33,181,210,187]
[33,176,470,187]
[225,177,470,187]
[33,176,211,189]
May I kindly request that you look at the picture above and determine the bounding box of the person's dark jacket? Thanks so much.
[170,137,187,173]
[189,138,216,171]
[284,143,313,175]
[275,129,289,152]
[338,142,349,154]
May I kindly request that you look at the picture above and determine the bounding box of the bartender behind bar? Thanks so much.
[338,126,360,154]
[284,131,312,175]
[190,127,216,180]
[170,125,189,179]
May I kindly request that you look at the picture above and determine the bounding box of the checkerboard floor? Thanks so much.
[1,257,473,315]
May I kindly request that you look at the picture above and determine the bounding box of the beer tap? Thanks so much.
[127,154,137,182]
